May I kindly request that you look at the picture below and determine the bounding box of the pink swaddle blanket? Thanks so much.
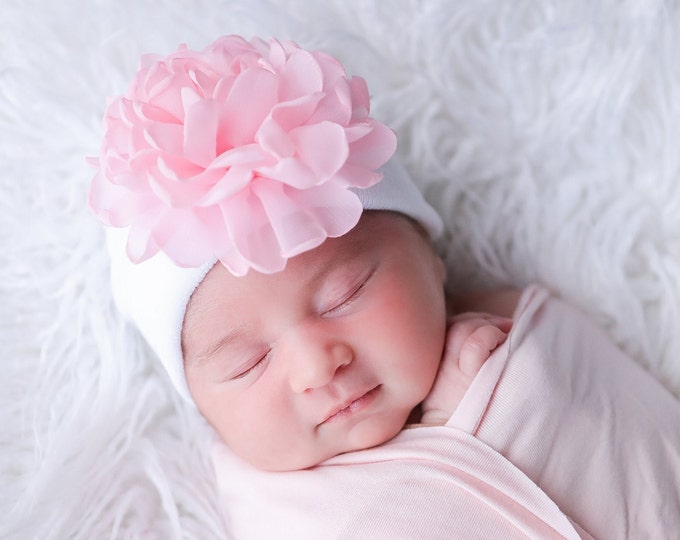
[213,286,680,539]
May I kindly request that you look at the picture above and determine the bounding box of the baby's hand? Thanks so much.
[421,313,512,425]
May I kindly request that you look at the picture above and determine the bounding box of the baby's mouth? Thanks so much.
[318,385,381,426]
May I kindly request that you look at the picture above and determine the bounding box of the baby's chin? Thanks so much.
[262,416,410,471]
[242,447,338,472]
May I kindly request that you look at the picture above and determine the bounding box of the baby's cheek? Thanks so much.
[218,398,323,471]
[219,417,298,470]
[423,342,448,395]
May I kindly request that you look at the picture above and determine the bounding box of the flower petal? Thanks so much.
[210,143,270,169]
[220,185,287,274]
[334,163,383,189]
[198,165,253,206]
[254,181,326,257]
[88,171,132,226]
[183,98,219,167]
[255,115,295,160]
[269,93,323,132]
[291,121,348,181]
[346,120,396,169]
[144,122,183,155]
[126,218,161,263]
[151,207,217,267]
[255,157,315,189]
[308,72,352,126]
[289,181,363,238]
[147,155,219,208]
[278,48,323,102]
[349,76,370,119]
[219,66,278,147]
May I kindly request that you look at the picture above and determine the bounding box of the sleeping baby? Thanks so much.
[89,35,680,539]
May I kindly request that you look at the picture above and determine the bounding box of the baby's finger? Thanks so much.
[489,316,513,333]
[458,325,509,377]
[444,318,493,361]
[449,312,513,330]
[445,316,512,354]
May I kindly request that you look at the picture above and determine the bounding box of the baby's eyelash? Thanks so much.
[322,273,372,316]
[232,350,270,380]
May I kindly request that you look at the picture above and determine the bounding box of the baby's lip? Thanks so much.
[318,385,381,426]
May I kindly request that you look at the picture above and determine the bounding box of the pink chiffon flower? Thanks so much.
[88,35,396,274]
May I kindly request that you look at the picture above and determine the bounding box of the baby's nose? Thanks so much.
[284,324,353,394]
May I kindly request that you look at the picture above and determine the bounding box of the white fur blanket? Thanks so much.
[2,0,679,537]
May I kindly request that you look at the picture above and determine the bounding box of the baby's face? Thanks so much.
[182,213,447,471]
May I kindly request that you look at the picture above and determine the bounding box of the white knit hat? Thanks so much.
[107,157,442,401]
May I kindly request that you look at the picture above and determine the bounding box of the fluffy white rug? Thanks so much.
[2,0,679,537]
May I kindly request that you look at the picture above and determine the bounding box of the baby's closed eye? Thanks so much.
[321,272,373,317]
[230,349,272,380]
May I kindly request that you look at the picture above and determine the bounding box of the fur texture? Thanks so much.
[2,0,679,537]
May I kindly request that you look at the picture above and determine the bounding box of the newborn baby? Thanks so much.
[212,285,680,540]
[180,211,512,471]
[89,35,680,539]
